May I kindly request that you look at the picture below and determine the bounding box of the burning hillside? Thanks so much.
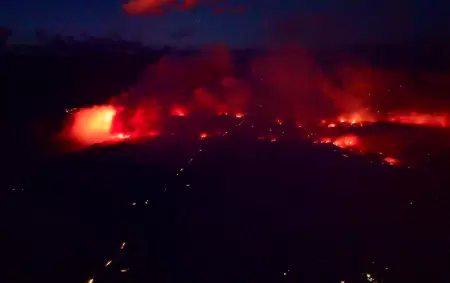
[60,44,450,168]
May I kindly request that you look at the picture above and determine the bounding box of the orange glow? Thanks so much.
[200,132,208,139]
[270,137,277,142]
[384,156,400,166]
[235,112,244,118]
[170,104,187,117]
[112,133,131,140]
[276,119,283,125]
[333,134,359,149]
[320,137,332,144]
[71,105,117,145]
[327,123,336,128]
[337,111,376,125]
[217,111,229,116]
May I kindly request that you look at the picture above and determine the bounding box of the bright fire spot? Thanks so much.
[337,111,376,125]
[200,132,208,139]
[270,137,277,142]
[71,105,117,145]
[105,260,112,267]
[327,123,336,128]
[296,122,303,128]
[276,119,283,125]
[120,242,126,250]
[389,112,447,127]
[320,137,332,144]
[170,104,187,117]
[217,111,228,116]
[235,112,244,118]
[112,133,131,140]
[333,134,359,149]
[384,156,400,166]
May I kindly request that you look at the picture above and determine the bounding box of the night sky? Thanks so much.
[2,0,450,48]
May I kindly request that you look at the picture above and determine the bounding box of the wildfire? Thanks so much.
[384,156,400,166]
[112,133,131,140]
[71,105,118,145]
[170,104,187,117]
[235,112,244,118]
[336,111,376,126]
[333,134,359,149]
[200,132,208,139]
[317,135,360,149]
[320,137,332,144]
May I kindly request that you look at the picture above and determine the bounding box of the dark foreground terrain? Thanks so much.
[2,120,449,283]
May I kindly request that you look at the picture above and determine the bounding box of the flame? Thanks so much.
[170,104,187,117]
[71,105,117,145]
[333,134,359,149]
[235,112,244,118]
[200,132,208,139]
[318,135,359,149]
[337,111,376,125]
[384,156,400,166]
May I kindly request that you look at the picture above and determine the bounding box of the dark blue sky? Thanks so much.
[2,0,450,48]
